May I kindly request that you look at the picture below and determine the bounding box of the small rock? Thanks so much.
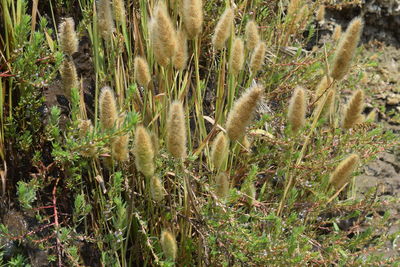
[386,93,400,105]
[3,210,28,237]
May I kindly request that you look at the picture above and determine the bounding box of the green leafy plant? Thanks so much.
[0,0,398,266]
[17,180,37,210]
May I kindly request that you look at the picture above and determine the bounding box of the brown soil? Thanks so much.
[318,1,400,257]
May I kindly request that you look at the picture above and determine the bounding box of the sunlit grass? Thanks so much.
[0,0,398,266]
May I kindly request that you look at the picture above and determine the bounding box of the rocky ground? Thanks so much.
[323,1,400,257]
[356,43,400,258]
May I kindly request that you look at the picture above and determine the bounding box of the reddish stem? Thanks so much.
[52,177,62,267]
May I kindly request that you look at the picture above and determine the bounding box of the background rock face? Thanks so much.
[321,0,400,258]
[325,0,400,47]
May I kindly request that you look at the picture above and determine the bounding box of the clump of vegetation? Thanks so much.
[0,0,398,266]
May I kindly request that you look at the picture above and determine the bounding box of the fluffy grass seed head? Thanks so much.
[78,119,93,138]
[293,5,310,33]
[366,109,376,122]
[320,89,336,117]
[78,120,96,157]
[113,0,126,24]
[329,154,360,190]
[316,5,325,22]
[314,75,333,102]
[112,114,130,162]
[99,86,118,131]
[182,0,203,39]
[330,17,363,80]
[173,30,188,70]
[333,24,342,41]
[151,2,178,66]
[150,176,165,202]
[245,20,260,51]
[287,0,300,18]
[241,135,251,153]
[149,19,168,66]
[226,84,264,141]
[241,181,256,206]
[98,0,115,40]
[342,89,364,129]
[160,230,177,261]
[250,41,267,74]
[215,172,230,199]
[60,59,79,97]
[112,134,130,161]
[288,86,307,133]
[314,75,334,116]
[166,101,187,159]
[210,132,229,171]
[229,37,244,74]
[58,17,78,57]
[134,56,151,88]
[134,125,155,178]
[150,131,160,156]
[212,8,234,50]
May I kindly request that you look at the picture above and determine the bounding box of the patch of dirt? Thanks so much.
[354,43,400,257]
[0,210,49,266]
[317,1,400,257]
[45,35,96,124]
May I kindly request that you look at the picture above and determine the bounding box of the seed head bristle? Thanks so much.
[287,0,300,18]
[150,131,160,156]
[288,86,307,133]
[250,41,267,74]
[226,84,264,141]
[313,75,333,115]
[241,181,256,206]
[210,132,229,171]
[229,37,244,74]
[160,230,177,261]
[113,0,126,24]
[316,5,325,22]
[60,59,79,97]
[112,134,129,161]
[182,0,203,39]
[148,19,168,66]
[245,20,260,51]
[342,89,364,129]
[98,0,115,40]
[333,24,342,41]
[150,176,165,202]
[173,30,188,70]
[212,8,234,50]
[79,144,96,158]
[58,17,78,56]
[78,119,93,138]
[215,172,230,199]
[134,56,151,88]
[329,154,360,190]
[166,101,187,159]
[241,135,251,153]
[330,17,363,80]
[134,125,155,178]
[78,119,96,157]
[320,89,336,117]
[366,109,376,122]
[293,5,309,32]
[151,2,177,66]
[99,86,118,131]
[112,114,129,162]
[314,76,333,102]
